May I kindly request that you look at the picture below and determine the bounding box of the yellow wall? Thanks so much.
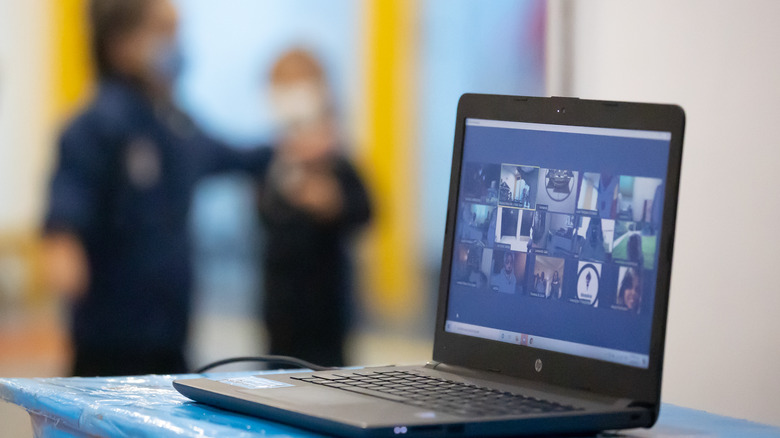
[0,0,92,304]
[4,0,93,304]
[52,0,93,119]
[359,0,422,321]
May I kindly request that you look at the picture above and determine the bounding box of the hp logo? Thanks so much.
[534,359,543,373]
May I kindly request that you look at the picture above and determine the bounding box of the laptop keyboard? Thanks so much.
[290,369,581,418]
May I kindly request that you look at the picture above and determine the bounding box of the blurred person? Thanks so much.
[459,207,482,241]
[627,232,645,269]
[43,0,269,376]
[549,270,561,299]
[617,268,642,313]
[256,49,371,367]
[535,271,546,296]
[581,217,607,261]
[491,251,516,294]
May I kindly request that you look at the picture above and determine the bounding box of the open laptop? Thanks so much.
[174,94,685,437]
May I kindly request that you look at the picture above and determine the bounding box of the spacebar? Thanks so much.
[338,386,408,403]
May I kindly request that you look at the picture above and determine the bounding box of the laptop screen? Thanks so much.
[445,118,672,369]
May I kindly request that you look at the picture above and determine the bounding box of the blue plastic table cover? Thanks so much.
[1,370,779,438]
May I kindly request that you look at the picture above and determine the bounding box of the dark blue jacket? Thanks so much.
[45,79,270,351]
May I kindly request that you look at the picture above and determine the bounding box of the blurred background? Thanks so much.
[1,0,779,435]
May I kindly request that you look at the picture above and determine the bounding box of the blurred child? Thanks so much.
[256,49,371,367]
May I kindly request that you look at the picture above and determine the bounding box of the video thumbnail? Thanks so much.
[612,220,657,270]
[574,216,615,262]
[453,243,491,292]
[575,261,601,306]
[499,164,539,209]
[462,162,500,204]
[530,255,565,299]
[458,202,497,245]
[577,172,618,219]
[495,206,534,252]
[616,176,663,225]
[529,209,577,257]
[489,249,528,294]
[613,266,643,314]
[536,168,579,214]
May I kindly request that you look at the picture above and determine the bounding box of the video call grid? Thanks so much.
[453,161,665,316]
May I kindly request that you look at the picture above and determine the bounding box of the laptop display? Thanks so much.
[445,118,672,369]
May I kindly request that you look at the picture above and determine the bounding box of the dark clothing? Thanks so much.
[72,347,187,377]
[45,78,270,376]
[257,155,371,367]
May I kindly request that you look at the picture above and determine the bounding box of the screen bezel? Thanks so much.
[432,94,685,404]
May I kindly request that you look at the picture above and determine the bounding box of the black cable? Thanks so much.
[194,355,334,374]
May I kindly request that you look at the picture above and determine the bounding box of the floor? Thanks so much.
[0,303,69,437]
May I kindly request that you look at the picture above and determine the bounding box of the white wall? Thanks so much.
[0,0,52,231]
[550,0,780,426]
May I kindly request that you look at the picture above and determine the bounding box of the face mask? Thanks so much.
[270,81,327,131]
[150,39,184,84]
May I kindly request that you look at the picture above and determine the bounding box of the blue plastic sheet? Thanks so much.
[1,370,779,437]
[0,371,323,437]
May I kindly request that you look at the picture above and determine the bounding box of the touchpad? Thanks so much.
[240,386,372,406]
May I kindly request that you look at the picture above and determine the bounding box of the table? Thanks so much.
[1,371,778,437]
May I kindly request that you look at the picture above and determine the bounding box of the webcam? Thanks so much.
[556,107,566,114]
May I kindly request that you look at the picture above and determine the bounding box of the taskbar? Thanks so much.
[444,320,649,369]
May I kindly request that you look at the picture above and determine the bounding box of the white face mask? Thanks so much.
[270,81,327,131]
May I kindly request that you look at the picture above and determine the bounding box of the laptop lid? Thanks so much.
[433,95,685,405]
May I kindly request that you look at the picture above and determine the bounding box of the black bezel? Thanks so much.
[433,94,685,405]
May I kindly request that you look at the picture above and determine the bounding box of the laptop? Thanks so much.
[174,94,685,437]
